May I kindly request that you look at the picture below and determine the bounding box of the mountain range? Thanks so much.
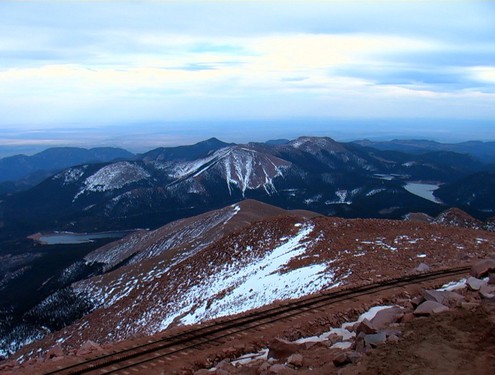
[0,147,134,194]
[2,136,491,237]
[2,135,495,357]
[353,139,495,164]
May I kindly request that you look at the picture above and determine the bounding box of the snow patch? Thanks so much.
[74,162,150,200]
[437,278,467,291]
[158,224,334,329]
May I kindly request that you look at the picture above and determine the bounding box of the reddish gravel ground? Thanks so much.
[353,303,495,375]
[4,270,495,375]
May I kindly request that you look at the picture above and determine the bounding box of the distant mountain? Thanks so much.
[265,139,290,145]
[140,137,232,162]
[353,139,495,163]
[0,147,134,184]
[2,136,487,235]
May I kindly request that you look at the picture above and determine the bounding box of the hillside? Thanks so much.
[12,207,495,357]
[0,147,134,184]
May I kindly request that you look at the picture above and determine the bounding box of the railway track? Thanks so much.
[44,266,470,375]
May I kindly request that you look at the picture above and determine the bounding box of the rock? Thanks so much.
[395,298,414,310]
[488,273,495,285]
[471,259,495,278]
[347,351,363,364]
[370,307,404,329]
[287,353,303,367]
[267,338,301,361]
[466,276,487,291]
[355,318,377,335]
[422,290,464,307]
[333,352,351,367]
[415,263,430,272]
[382,328,402,337]
[193,370,210,375]
[479,284,495,299]
[414,301,449,315]
[268,363,294,374]
[400,312,415,323]
[411,296,425,308]
[364,332,387,348]
[327,333,344,345]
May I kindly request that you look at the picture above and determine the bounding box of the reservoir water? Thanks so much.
[36,231,131,245]
[404,182,443,204]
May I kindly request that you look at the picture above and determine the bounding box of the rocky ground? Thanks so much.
[202,257,495,375]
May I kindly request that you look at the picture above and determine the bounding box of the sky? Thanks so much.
[0,0,494,153]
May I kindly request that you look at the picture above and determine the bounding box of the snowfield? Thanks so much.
[158,224,334,329]
[74,162,150,200]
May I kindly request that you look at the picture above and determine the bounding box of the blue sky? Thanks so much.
[0,0,494,151]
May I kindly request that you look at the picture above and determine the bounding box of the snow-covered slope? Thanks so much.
[159,223,335,328]
[19,212,495,355]
[72,200,319,312]
[163,146,291,196]
[73,162,150,200]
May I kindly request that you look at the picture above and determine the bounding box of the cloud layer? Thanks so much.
[0,0,494,132]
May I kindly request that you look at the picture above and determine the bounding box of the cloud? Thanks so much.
[0,1,493,129]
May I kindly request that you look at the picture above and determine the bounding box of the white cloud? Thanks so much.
[0,1,493,129]
[469,66,495,84]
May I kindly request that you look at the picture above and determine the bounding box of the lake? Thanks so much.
[404,182,443,204]
[32,230,132,245]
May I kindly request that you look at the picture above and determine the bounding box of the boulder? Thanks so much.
[411,296,425,308]
[479,284,495,299]
[415,263,430,272]
[355,318,377,335]
[471,259,495,278]
[326,333,344,345]
[466,276,487,291]
[400,313,415,323]
[364,332,387,348]
[422,290,464,307]
[414,301,449,316]
[382,328,401,337]
[347,351,363,364]
[267,338,301,361]
[333,352,351,367]
[287,353,303,367]
[370,307,404,329]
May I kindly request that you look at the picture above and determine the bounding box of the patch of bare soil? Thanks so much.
[353,303,495,375]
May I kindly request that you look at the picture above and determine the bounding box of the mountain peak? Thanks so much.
[289,136,347,153]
